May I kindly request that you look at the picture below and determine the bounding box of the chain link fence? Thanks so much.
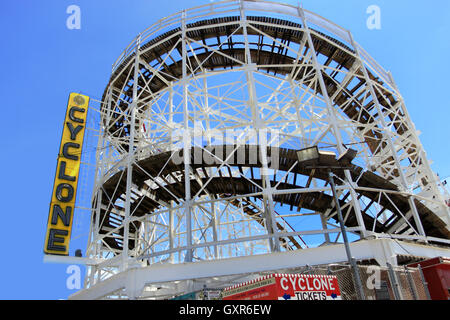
[171,263,431,300]
[296,263,430,300]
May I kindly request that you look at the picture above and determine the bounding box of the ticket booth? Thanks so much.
[222,273,341,300]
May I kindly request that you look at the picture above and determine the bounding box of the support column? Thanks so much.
[298,7,367,238]
[168,83,176,264]
[387,71,450,226]
[169,201,175,263]
[181,10,193,262]
[347,33,427,239]
[240,2,280,252]
[123,35,141,270]
[202,76,219,259]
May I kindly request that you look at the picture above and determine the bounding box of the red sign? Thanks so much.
[222,274,341,300]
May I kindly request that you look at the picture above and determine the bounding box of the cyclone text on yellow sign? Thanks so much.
[44,93,89,255]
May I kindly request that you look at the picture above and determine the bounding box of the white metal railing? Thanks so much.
[111,0,241,72]
[111,0,390,82]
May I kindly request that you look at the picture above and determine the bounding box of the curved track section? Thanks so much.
[103,16,393,159]
[96,145,449,252]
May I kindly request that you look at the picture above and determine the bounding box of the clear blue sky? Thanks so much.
[0,0,449,300]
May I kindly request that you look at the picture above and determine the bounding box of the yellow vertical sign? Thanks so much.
[44,93,89,255]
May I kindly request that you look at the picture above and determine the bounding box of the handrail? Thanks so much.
[110,0,390,83]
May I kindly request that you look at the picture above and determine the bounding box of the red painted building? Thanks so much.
[408,257,450,300]
[222,274,341,300]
